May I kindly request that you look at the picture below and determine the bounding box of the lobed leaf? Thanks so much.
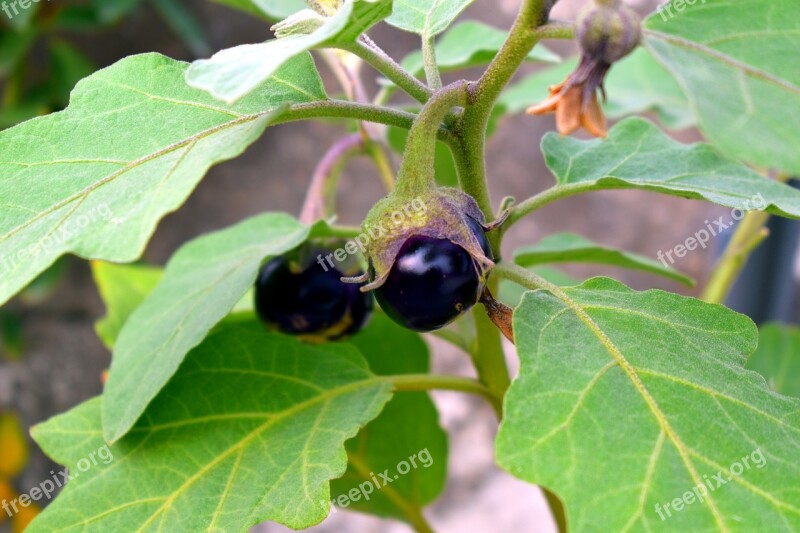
[387,0,474,36]
[102,213,310,443]
[497,277,800,531]
[644,0,800,174]
[186,0,391,104]
[0,52,326,307]
[31,324,394,532]
[514,232,694,287]
[543,118,800,218]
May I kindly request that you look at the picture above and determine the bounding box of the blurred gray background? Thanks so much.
[2,1,795,532]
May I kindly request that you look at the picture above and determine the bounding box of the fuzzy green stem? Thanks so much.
[395,81,469,198]
[701,212,771,304]
[457,0,547,222]
[422,35,443,90]
[390,373,502,418]
[338,37,433,104]
[429,328,472,354]
[505,183,595,231]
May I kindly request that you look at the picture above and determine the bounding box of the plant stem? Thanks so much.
[300,134,364,224]
[395,81,468,197]
[390,373,502,417]
[457,0,547,221]
[422,35,443,90]
[701,211,770,304]
[277,100,457,145]
[365,138,396,191]
[429,328,472,354]
[338,37,433,104]
[505,183,594,230]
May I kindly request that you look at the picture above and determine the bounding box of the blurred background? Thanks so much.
[1,0,797,532]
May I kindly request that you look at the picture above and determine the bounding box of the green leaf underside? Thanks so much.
[30,324,393,532]
[0,52,326,308]
[748,323,800,398]
[497,277,800,532]
[644,0,800,174]
[186,0,391,104]
[514,233,693,287]
[333,313,447,520]
[500,47,694,130]
[387,0,474,36]
[92,262,164,350]
[102,213,310,443]
[543,118,800,219]
[400,21,559,78]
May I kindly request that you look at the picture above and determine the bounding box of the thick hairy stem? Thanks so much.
[458,0,547,222]
[338,36,433,104]
[395,81,469,198]
[299,134,364,224]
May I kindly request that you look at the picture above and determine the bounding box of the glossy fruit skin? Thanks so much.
[255,253,372,341]
[375,218,491,332]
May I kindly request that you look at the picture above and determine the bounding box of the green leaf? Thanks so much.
[543,118,800,219]
[186,0,391,104]
[0,52,326,308]
[497,277,800,531]
[92,262,163,350]
[30,324,393,532]
[3,0,39,29]
[387,0,474,36]
[514,232,694,287]
[500,48,693,130]
[91,0,142,24]
[400,21,559,77]
[152,0,212,58]
[333,313,447,521]
[747,323,800,398]
[102,213,311,443]
[0,27,38,76]
[644,0,800,174]
[211,0,305,20]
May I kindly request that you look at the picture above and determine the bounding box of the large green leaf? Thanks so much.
[644,0,800,174]
[0,53,326,308]
[543,118,800,218]
[400,21,559,77]
[30,324,393,532]
[497,277,800,531]
[747,323,800,398]
[92,262,163,350]
[514,233,693,286]
[387,0,474,36]
[186,0,391,104]
[333,313,447,521]
[500,48,693,130]
[102,213,311,443]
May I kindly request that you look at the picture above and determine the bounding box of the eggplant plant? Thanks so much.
[1,0,799,531]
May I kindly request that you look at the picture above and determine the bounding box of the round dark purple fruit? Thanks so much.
[255,250,372,342]
[374,228,488,332]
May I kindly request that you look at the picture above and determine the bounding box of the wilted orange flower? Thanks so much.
[527,56,609,139]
